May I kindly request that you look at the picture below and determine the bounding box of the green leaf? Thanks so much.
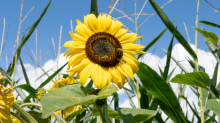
[15,84,36,98]
[163,33,174,80]
[137,17,178,59]
[90,0,98,17]
[117,108,157,123]
[28,111,50,123]
[36,64,55,81]
[86,79,93,89]
[37,62,67,89]
[124,89,136,108]
[92,107,122,120]
[65,109,85,122]
[194,28,220,45]
[166,67,176,82]
[207,99,220,116]
[205,115,215,123]
[212,62,218,86]
[170,72,209,90]
[179,96,200,122]
[210,85,219,99]
[7,1,51,76]
[139,86,149,109]
[163,50,188,73]
[41,84,118,118]
[127,76,138,97]
[185,57,205,72]
[198,20,220,28]
[201,88,208,108]
[19,57,30,85]
[137,63,186,123]
[149,0,197,60]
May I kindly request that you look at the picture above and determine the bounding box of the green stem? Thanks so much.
[12,103,38,123]
[11,112,28,123]
[94,103,108,123]
[19,103,67,123]
[103,99,109,122]
[195,0,204,123]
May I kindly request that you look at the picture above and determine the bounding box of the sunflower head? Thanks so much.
[64,14,145,89]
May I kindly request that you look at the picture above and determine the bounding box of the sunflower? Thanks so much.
[64,14,145,89]
[0,85,16,123]
[46,78,80,118]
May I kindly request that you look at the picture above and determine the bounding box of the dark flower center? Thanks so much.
[85,32,123,67]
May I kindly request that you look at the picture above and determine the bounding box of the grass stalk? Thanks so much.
[195,0,204,123]
[12,0,23,87]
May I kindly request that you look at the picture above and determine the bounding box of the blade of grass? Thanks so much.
[149,0,197,60]
[19,57,30,85]
[198,20,220,28]
[124,89,136,108]
[7,0,51,76]
[90,0,99,17]
[137,17,179,59]
[37,62,67,89]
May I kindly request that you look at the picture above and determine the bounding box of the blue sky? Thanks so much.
[0,0,220,70]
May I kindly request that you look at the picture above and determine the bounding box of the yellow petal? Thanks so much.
[122,43,145,50]
[63,41,85,49]
[110,20,123,35]
[91,64,109,89]
[79,63,94,85]
[67,58,90,73]
[69,31,87,42]
[121,63,134,80]
[86,14,98,33]
[75,20,93,38]
[124,49,146,54]
[68,51,86,67]
[115,28,129,39]
[118,33,137,44]
[123,51,139,64]
[123,56,139,73]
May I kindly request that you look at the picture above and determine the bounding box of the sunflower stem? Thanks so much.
[11,112,28,123]
[195,0,203,123]
[94,102,108,123]
[103,99,109,122]
[12,103,38,123]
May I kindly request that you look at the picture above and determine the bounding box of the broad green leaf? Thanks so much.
[194,28,220,45]
[65,109,85,122]
[145,99,158,123]
[90,0,98,17]
[198,20,220,28]
[204,32,220,64]
[179,96,200,122]
[7,1,51,76]
[37,62,67,89]
[149,0,197,60]
[163,34,174,80]
[207,99,220,116]
[137,17,179,59]
[170,72,209,90]
[137,63,186,123]
[117,108,157,123]
[139,86,149,109]
[92,107,122,120]
[15,84,36,98]
[41,84,118,118]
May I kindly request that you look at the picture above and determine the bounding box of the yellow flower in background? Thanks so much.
[37,88,46,100]
[12,117,21,123]
[0,85,16,123]
[46,78,80,118]
[46,78,77,91]
[0,72,6,84]
[64,14,145,89]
